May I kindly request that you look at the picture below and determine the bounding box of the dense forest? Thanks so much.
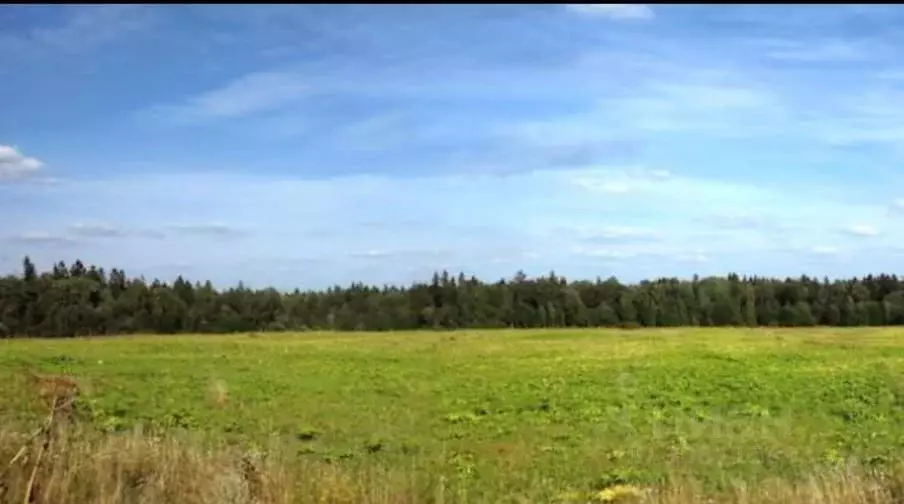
[2,256,904,337]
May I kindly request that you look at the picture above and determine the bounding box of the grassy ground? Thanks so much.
[4,327,904,502]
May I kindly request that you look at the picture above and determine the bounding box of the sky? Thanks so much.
[3,5,904,290]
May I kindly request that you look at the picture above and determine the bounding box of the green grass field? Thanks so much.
[4,327,904,503]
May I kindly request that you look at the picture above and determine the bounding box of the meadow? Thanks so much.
[4,327,904,503]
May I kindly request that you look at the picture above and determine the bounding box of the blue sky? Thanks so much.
[3,5,904,289]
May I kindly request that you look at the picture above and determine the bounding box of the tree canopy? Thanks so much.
[2,256,903,338]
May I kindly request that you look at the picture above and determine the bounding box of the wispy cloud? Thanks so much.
[841,224,880,237]
[649,169,672,180]
[1,6,151,56]
[0,145,43,181]
[810,245,840,256]
[677,249,709,264]
[877,70,904,81]
[566,167,678,195]
[167,223,248,238]
[4,163,904,287]
[653,83,774,110]
[348,248,451,261]
[705,213,769,231]
[569,225,663,244]
[572,243,709,264]
[565,4,653,20]
[746,38,874,63]
[891,199,904,214]
[349,249,392,259]
[11,5,904,286]
[144,71,308,123]
[69,222,125,238]
[10,232,77,246]
[563,167,779,214]
[572,246,637,261]
[571,178,632,194]
[602,80,782,136]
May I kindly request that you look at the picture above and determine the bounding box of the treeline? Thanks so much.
[2,256,904,337]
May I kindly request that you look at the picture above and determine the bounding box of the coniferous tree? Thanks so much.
[3,257,904,337]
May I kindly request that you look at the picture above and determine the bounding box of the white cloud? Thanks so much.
[574,179,632,194]
[596,226,658,239]
[0,145,43,181]
[842,224,879,237]
[877,70,904,81]
[811,245,840,256]
[706,212,767,230]
[167,223,247,237]
[576,225,662,242]
[566,4,653,20]
[5,163,901,288]
[602,81,782,135]
[350,249,392,259]
[678,250,709,263]
[136,229,167,239]
[145,71,308,123]
[563,166,778,212]
[798,89,904,147]
[1,6,150,56]
[570,168,686,195]
[496,119,628,154]
[349,248,453,261]
[890,199,904,214]
[32,6,150,52]
[70,222,125,238]
[649,169,672,180]
[488,39,896,148]
[751,39,867,63]
[653,83,773,110]
[11,232,77,246]
[572,246,636,260]
[13,5,904,287]
[572,242,708,265]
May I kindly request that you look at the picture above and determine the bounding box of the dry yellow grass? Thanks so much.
[25,372,80,408]
[209,379,229,409]
[3,423,904,503]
